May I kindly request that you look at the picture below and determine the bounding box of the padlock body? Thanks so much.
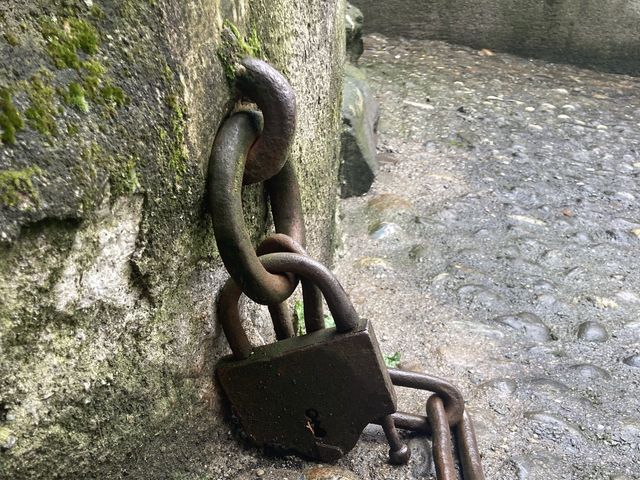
[216,318,396,462]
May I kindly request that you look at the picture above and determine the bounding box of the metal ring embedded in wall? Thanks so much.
[208,58,304,306]
[236,57,296,185]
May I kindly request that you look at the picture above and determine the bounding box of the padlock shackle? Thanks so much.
[218,251,359,360]
[259,252,359,333]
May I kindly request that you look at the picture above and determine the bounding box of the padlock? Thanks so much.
[215,251,397,462]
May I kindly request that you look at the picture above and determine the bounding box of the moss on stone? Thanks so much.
[24,73,57,136]
[164,95,188,182]
[0,88,24,144]
[82,59,106,77]
[90,5,105,20]
[109,155,140,195]
[77,60,126,112]
[40,17,100,70]
[67,122,79,136]
[99,84,127,108]
[0,166,43,207]
[3,32,20,47]
[218,20,263,82]
[61,82,89,113]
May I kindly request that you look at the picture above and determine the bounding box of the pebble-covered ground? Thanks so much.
[330,35,640,479]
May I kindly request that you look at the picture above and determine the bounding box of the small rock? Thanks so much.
[457,284,505,311]
[493,312,552,342]
[477,378,517,395]
[623,354,640,368]
[577,321,609,342]
[368,221,402,240]
[570,364,611,380]
[367,193,412,213]
[617,291,640,304]
[408,244,426,261]
[508,214,546,226]
[305,466,360,480]
[524,411,584,439]
[0,427,16,450]
[353,256,390,272]
[589,296,618,308]
[478,48,495,56]
[345,3,364,63]
[340,65,379,198]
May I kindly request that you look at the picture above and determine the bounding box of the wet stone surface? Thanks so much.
[330,35,640,479]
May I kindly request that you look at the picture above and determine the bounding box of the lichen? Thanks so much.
[165,95,188,182]
[0,166,43,207]
[3,32,20,47]
[109,155,140,195]
[24,73,58,136]
[218,20,263,82]
[0,88,24,144]
[61,82,89,113]
[39,17,100,70]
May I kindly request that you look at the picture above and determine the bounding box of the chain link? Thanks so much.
[377,369,485,480]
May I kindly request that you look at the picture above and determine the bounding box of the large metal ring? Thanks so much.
[236,58,296,185]
[208,111,297,305]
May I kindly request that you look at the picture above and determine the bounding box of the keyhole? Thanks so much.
[305,408,327,438]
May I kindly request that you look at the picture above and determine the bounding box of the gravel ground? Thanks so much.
[329,35,640,479]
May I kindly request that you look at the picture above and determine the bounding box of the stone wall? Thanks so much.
[351,0,640,75]
[0,0,344,477]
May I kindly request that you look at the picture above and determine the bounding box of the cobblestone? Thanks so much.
[332,35,640,479]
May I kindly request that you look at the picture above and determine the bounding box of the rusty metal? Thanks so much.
[217,233,324,355]
[236,57,296,185]
[388,368,464,427]
[381,414,410,465]
[210,57,485,476]
[375,369,485,480]
[256,233,324,334]
[258,252,358,333]
[456,412,485,480]
[208,59,312,308]
[208,111,295,306]
[427,395,457,480]
[218,250,360,360]
[216,251,396,462]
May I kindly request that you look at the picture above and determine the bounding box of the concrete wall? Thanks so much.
[0,0,344,477]
[351,0,640,75]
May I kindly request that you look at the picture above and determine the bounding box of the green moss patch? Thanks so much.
[99,84,127,109]
[61,82,89,113]
[0,88,24,144]
[40,17,100,70]
[0,166,43,207]
[218,20,263,82]
[110,155,140,195]
[25,74,58,136]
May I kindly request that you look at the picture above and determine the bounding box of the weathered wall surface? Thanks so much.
[351,0,640,75]
[0,0,344,478]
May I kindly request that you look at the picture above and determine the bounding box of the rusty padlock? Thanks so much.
[215,251,397,462]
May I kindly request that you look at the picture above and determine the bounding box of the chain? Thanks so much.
[209,57,484,479]
[376,369,485,480]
